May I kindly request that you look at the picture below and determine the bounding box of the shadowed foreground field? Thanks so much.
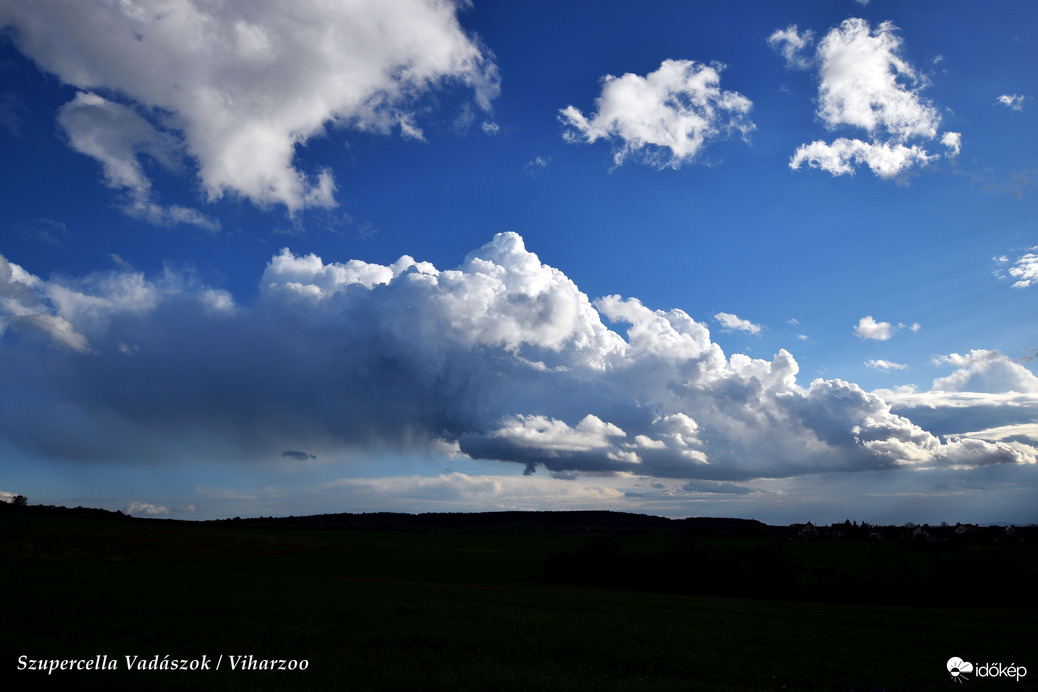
[2,509,1035,691]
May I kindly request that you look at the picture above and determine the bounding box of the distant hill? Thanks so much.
[205,510,773,535]
[1,501,770,535]
[5,502,1034,543]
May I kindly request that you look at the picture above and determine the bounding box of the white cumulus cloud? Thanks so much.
[941,131,962,157]
[0,0,499,214]
[998,247,1038,288]
[854,316,893,341]
[875,351,1038,455]
[559,59,754,169]
[777,18,960,179]
[489,414,626,454]
[932,350,1038,394]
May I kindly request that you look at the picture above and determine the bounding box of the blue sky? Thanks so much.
[1,0,1036,524]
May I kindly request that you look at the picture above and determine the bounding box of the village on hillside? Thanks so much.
[787,520,1035,545]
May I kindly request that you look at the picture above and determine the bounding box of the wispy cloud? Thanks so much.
[866,359,907,372]
[996,94,1026,111]
[125,502,169,516]
[325,470,626,512]
[714,312,762,334]
[767,25,815,70]
[0,93,26,136]
[559,59,754,169]
[678,480,761,495]
[18,219,69,246]
[57,92,220,231]
[523,155,551,176]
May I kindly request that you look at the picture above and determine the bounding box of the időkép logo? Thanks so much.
[948,657,1027,683]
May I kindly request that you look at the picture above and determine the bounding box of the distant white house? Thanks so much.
[954,523,980,537]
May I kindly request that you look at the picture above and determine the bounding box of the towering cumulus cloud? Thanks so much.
[1,234,1032,478]
[0,0,499,214]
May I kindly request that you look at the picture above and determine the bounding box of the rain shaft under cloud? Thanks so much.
[1,233,1032,480]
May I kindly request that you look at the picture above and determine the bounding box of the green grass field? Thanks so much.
[3,511,1035,690]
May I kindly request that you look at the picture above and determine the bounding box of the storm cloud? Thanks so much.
[1,234,1033,480]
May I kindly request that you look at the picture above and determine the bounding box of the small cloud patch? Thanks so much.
[282,450,317,462]
[125,502,169,516]
[560,59,753,169]
[715,312,762,335]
